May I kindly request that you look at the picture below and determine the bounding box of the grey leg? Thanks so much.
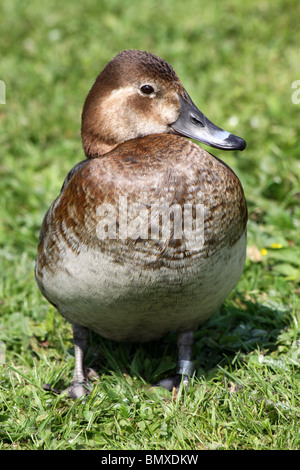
[157,330,195,391]
[44,323,92,398]
[67,323,92,398]
[176,330,195,386]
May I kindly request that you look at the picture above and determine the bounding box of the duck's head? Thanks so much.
[81,50,246,157]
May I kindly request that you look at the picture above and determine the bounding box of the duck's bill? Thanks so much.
[170,94,246,151]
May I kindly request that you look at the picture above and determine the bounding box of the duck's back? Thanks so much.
[36,134,247,342]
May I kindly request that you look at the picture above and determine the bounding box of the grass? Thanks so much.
[0,0,300,450]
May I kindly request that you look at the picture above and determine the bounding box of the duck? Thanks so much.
[35,50,247,398]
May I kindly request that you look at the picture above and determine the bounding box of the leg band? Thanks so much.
[176,359,195,376]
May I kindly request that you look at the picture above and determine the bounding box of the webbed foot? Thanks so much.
[156,374,190,391]
[43,380,92,398]
[65,380,92,398]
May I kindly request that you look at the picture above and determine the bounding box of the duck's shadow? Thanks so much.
[82,296,290,387]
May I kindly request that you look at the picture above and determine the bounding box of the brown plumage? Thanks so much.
[36,50,247,397]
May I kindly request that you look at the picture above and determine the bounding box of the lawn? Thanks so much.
[0,0,299,450]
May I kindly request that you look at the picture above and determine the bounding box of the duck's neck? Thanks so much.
[81,96,121,158]
[81,134,118,158]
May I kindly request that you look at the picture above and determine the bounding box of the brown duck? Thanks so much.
[35,50,247,397]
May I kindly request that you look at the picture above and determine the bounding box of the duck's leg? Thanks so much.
[44,323,92,398]
[157,330,195,391]
[66,323,92,398]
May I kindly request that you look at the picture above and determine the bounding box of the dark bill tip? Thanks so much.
[221,133,247,151]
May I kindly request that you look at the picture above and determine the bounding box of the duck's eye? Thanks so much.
[140,85,155,95]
